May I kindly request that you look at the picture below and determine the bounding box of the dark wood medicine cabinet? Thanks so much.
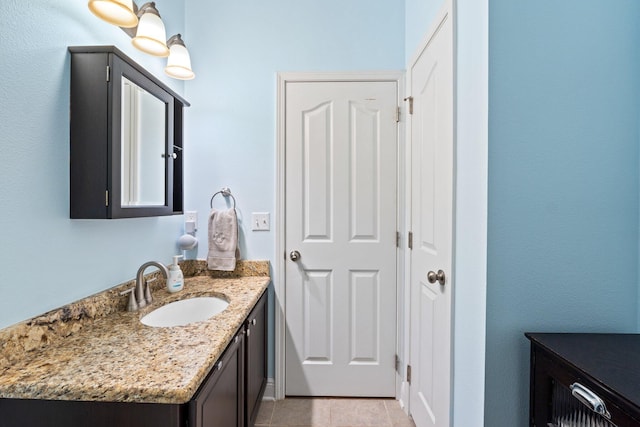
[69,46,189,219]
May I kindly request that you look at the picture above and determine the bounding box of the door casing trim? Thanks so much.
[275,71,405,400]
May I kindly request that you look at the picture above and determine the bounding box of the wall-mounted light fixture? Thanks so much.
[165,35,195,80]
[131,3,169,57]
[88,0,138,28]
[87,0,195,80]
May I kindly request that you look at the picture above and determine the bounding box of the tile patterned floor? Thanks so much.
[255,398,416,427]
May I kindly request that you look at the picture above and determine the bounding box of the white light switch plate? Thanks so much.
[185,211,198,232]
[185,211,198,223]
[251,212,270,231]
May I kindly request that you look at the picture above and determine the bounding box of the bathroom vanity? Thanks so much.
[0,261,269,427]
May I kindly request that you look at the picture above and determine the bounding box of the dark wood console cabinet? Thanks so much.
[0,290,268,427]
[526,333,640,427]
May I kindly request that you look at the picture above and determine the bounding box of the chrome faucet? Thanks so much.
[132,261,169,311]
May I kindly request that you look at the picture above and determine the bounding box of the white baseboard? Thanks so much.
[398,380,410,415]
[262,378,276,401]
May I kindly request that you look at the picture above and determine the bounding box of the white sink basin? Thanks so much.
[141,296,229,327]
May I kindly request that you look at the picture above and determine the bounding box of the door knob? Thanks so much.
[427,270,446,285]
[290,250,301,261]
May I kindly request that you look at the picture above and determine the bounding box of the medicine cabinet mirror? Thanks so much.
[69,46,189,219]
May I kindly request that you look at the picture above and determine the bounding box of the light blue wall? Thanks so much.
[486,1,640,425]
[0,0,187,329]
[184,0,405,377]
[405,0,444,61]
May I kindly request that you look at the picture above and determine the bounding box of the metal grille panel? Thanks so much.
[550,382,617,427]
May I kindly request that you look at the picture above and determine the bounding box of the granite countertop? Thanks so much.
[0,261,270,405]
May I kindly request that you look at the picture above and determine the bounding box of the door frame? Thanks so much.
[275,71,405,400]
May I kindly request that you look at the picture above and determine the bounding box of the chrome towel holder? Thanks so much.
[210,187,237,209]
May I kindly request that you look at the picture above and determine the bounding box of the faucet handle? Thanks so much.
[144,278,157,305]
[119,288,138,312]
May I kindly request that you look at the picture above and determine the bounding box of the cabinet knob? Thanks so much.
[251,318,257,326]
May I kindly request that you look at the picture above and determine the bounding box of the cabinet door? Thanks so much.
[190,332,244,427]
[245,291,268,427]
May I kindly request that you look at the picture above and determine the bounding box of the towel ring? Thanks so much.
[210,187,237,209]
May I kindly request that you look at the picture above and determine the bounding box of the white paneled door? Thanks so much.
[284,80,398,396]
[408,4,454,427]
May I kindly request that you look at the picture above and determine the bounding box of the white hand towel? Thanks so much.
[207,208,239,271]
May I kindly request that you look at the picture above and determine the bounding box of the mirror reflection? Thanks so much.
[121,77,166,206]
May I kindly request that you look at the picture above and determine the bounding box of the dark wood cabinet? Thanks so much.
[0,290,268,427]
[190,331,245,427]
[526,333,640,427]
[0,399,185,427]
[190,288,268,427]
[244,289,268,426]
[69,46,189,219]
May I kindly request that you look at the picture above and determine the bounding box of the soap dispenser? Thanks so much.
[167,255,184,293]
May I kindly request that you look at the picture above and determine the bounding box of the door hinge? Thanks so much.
[408,231,413,250]
[105,190,109,207]
[407,364,412,384]
[395,106,401,122]
[106,65,110,82]
[396,231,400,248]
[404,96,413,115]
[395,354,400,373]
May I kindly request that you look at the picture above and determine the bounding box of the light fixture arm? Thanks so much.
[136,2,160,18]
[167,34,186,48]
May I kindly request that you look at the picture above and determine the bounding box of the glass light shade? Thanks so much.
[165,43,195,80]
[131,12,169,57]
[88,0,138,28]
